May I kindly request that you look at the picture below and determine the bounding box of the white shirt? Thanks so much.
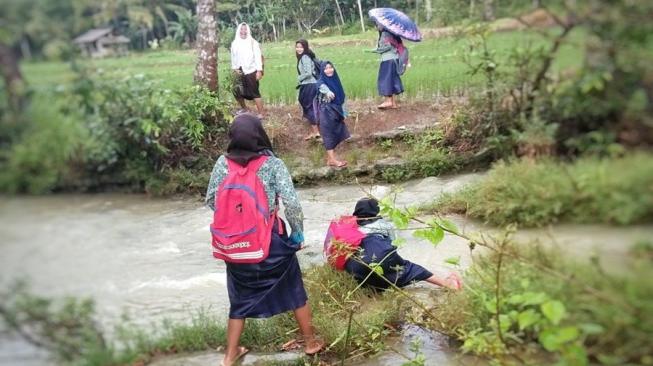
[230,24,263,75]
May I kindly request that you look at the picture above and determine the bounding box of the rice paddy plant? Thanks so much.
[21,29,583,104]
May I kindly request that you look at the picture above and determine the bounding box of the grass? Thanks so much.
[21,28,584,104]
[427,239,653,364]
[0,265,405,366]
[422,153,653,227]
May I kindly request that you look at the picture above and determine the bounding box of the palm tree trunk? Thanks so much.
[334,0,345,26]
[357,0,365,32]
[194,0,218,92]
[0,41,26,112]
[425,0,432,22]
[483,0,495,21]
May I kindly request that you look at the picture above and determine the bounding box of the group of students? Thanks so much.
[230,21,407,169]
[206,114,461,366]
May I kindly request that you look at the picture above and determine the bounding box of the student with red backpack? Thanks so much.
[325,198,463,291]
[205,114,323,366]
[368,22,407,110]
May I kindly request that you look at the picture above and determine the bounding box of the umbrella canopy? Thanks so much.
[368,7,422,42]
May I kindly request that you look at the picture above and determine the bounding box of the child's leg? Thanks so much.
[254,97,264,117]
[235,97,247,110]
[293,303,323,354]
[223,318,248,366]
[326,149,346,167]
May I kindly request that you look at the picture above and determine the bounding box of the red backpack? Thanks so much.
[210,156,278,263]
[323,216,366,270]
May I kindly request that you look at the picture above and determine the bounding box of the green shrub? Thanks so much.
[430,241,653,365]
[0,97,86,193]
[428,153,653,226]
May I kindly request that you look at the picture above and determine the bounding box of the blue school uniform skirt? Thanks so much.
[344,234,432,290]
[318,103,350,150]
[377,59,404,97]
[225,221,307,319]
[298,83,318,125]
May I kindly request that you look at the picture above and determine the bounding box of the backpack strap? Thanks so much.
[225,155,269,174]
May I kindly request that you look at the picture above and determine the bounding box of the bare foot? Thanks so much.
[221,346,249,366]
[377,103,392,109]
[304,338,325,356]
[326,160,347,168]
[303,133,320,141]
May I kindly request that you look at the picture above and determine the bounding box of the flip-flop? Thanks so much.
[220,346,249,366]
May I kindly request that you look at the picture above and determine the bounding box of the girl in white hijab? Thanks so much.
[230,23,265,118]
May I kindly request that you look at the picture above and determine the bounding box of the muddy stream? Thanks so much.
[1,173,651,365]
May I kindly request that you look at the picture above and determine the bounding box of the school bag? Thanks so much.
[210,156,278,263]
[323,216,366,270]
[387,36,410,76]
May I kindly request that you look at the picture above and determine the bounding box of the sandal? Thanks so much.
[220,346,249,366]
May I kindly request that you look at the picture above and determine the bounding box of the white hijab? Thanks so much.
[230,23,262,74]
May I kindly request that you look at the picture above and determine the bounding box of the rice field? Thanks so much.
[21,29,584,104]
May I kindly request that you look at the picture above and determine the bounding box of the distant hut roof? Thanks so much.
[73,28,113,44]
[101,35,130,45]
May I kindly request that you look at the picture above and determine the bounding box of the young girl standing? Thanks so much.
[295,39,320,140]
[370,22,404,109]
[206,114,323,366]
[316,61,350,168]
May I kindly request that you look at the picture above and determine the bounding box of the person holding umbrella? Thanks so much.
[368,8,422,110]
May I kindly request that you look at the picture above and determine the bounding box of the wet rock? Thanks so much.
[374,157,407,170]
[372,124,433,140]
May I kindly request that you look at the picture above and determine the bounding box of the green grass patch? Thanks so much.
[423,153,653,227]
[427,240,653,365]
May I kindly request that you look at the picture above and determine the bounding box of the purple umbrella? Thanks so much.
[368,8,422,42]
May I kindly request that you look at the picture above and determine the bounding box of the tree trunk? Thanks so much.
[415,0,420,25]
[482,0,495,21]
[532,0,541,9]
[425,0,432,22]
[335,0,345,27]
[20,38,31,60]
[194,0,218,92]
[469,0,476,18]
[357,0,365,33]
[0,41,26,112]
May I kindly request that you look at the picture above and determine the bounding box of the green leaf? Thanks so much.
[436,218,459,234]
[557,326,580,343]
[484,299,497,313]
[413,227,444,246]
[369,263,384,276]
[444,256,460,266]
[539,328,561,351]
[522,292,548,306]
[538,326,579,352]
[579,323,604,335]
[518,309,540,330]
[541,300,566,325]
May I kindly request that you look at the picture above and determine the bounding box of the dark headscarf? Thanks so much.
[353,197,381,226]
[316,61,346,115]
[226,113,274,166]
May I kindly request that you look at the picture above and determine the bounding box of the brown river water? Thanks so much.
[1,173,650,365]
